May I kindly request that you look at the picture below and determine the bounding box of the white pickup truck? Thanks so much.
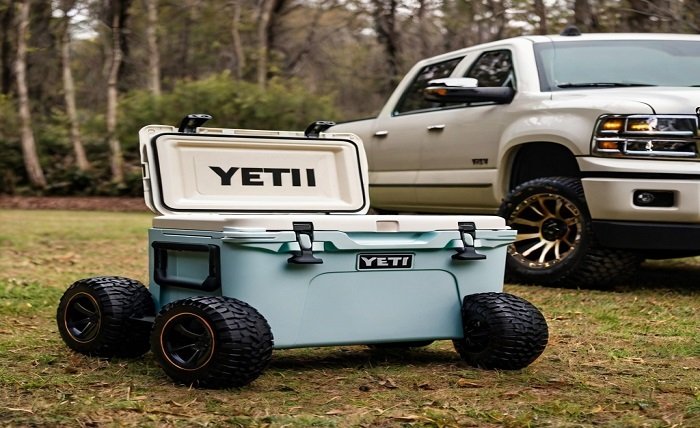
[329,31,700,288]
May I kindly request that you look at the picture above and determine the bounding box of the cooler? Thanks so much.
[139,123,516,349]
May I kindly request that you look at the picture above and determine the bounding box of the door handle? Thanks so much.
[374,130,389,137]
[427,124,445,132]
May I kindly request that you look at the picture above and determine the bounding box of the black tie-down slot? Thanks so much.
[452,222,487,261]
[152,241,221,291]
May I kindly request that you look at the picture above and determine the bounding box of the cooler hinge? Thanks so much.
[304,120,335,138]
[452,222,487,261]
[178,113,212,133]
[288,222,323,264]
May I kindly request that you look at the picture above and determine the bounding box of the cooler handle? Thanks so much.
[152,241,222,291]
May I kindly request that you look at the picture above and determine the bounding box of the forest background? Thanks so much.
[1,0,699,196]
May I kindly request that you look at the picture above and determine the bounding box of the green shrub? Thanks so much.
[0,95,23,194]
[4,75,337,195]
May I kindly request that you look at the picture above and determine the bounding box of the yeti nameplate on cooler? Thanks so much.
[357,253,414,270]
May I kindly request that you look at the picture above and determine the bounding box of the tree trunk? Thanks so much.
[257,0,275,89]
[145,0,161,97]
[372,0,400,90]
[107,6,124,184]
[416,0,431,58]
[230,0,245,79]
[284,3,325,76]
[486,0,507,41]
[15,0,46,188]
[688,0,700,32]
[534,0,548,35]
[624,0,652,32]
[177,0,194,79]
[574,0,598,32]
[58,10,90,171]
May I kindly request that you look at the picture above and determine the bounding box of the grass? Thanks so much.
[1,208,698,427]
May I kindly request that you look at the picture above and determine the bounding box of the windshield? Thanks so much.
[534,40,700,91]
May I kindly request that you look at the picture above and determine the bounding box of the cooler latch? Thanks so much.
[452,222,487,261]
[288,222,323,264]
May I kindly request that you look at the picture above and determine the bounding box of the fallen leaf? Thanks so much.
[4,407,33,414]
[324,396,341,404]
[379,378,398,389]
[391,415,423,422]
[457,379,483,388]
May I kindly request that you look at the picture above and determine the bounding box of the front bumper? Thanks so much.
[579,156,700,251]
[579,157,700,223]
[592,220,700,251]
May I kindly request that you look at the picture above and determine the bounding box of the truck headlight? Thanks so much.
[592,114,699,159]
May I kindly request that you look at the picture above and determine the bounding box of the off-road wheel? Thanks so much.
[151,296,273,388]
[497,176,640,288]
[56,276,154,358]
[453,292,548,370]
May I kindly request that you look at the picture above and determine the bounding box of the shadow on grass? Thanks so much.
[617,258,700,294]
[268,344,463,371]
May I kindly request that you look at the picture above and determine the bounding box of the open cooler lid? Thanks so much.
[139,124,369,215]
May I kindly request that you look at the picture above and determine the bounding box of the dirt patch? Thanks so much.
[0,196,148,212]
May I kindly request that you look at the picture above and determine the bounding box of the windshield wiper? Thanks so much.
[557,82,657,88]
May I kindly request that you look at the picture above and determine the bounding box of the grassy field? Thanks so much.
[0,209,698,427]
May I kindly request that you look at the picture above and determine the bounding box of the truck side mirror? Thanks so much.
[424,78,515,104]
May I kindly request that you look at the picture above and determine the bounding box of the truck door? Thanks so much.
[369,57,464,210]
[415,50,516,213]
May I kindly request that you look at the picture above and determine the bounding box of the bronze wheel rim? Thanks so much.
[507,192,582,269]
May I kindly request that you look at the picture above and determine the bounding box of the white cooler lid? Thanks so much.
[140,125,369,215]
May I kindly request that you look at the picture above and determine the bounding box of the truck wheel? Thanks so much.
[453,292,548,370]
[151,296,273,388]
[56,276,154,358]
[497,176,640,288]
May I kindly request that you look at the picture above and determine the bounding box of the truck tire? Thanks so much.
[453,292,548,370]
[56,276,154,358]
[151,296,273,388]
[497,176,640,288]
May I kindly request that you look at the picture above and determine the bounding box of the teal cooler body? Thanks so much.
[147,217,514,349]
[139,125,516,349]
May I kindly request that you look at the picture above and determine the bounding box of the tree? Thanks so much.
[533,0,548,35]
[144,0,161,96]
[15,0,46,188]
[229,0,246,79]
[256,0,285,89]
[574,0,598,32]
[371,0,400,90]
[57,0,90,171]
[103,0,132,184]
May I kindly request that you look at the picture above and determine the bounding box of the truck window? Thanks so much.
[465,50,515,88]
[393,57,463,115]
[534,40,700,91]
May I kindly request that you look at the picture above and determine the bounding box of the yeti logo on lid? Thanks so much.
[210,166,316,187]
